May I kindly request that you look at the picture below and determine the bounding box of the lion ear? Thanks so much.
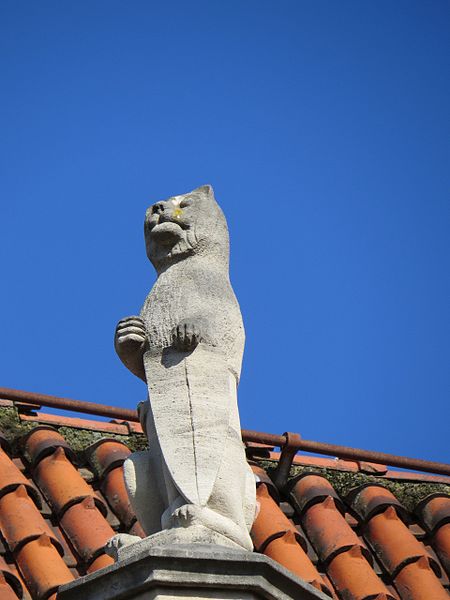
[197,184,213,196]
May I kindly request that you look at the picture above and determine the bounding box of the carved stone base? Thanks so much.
[58,544,329,600]
[115,526,245,562]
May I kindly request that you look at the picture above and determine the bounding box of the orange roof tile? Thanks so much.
[15,534,74,599]
[0,396,449,599]
[59,496,115,565]
[100,465,136,528]
[0,556,22,599]
[0,485,62,554]
[433,523,450,578]
[326,546,396,600]
[34,447,106,518]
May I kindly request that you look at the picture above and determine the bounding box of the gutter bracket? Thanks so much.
[272,431,301,492]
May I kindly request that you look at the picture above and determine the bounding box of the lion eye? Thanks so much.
[179,199,192,208]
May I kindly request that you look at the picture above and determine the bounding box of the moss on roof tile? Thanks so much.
[0,406,148,457]
[258,459,450,513]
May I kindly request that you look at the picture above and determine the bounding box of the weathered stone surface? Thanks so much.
[113,185,256,552]
[59,544,330,600]
[142,591,256,599]
[109,525,245,563]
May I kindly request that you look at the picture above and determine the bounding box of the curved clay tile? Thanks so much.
[86,553,114,574]
[430,522,450,578]
[290,474,343,516]
[0,484,62,554]
[0,574,18,600]
[23,426,75,466]
[350,485,409,524]
[251,483,305,552]
[100,465,136,528]
[15,534,74,600]
[128,519,146,538]
[415,494,450,534]
[415,494,450,579]
[365,506,440,579]
[264,530,333,596]
[393,556,449,600]
[251,483,332,596]
[250,463,279,501]
[85,439,131,479]
[291,474,394,600]
[0,448,40,506]
[34,447,106,517]
[59,496,115,565]
[302,496,370,565]
[0,555,22,599]
[327,546,397,600]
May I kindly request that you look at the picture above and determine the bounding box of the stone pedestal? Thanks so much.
[58,544,329,600]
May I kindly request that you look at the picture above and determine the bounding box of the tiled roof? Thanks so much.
[0,398,449,600]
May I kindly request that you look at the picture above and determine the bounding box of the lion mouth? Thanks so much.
[150,221,185,245]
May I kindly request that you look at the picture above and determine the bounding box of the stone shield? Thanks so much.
[143,344,233,506]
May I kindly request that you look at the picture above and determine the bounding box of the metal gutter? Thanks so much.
[1,386,449,477]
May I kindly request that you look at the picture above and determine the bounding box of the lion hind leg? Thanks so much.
[123,451,165,536]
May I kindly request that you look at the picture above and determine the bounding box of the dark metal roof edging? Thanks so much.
[1,386,449,477]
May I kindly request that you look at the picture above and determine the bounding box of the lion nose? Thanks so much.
[152,203,165,215]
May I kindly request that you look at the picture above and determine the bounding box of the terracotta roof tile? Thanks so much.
[363,506,440,579]
[86,553,115,574]
[85,439,131,478]
[19,412,140,435]
[0,485,62,554]
[350,485,409,524]
[251,483,305,552]
[0,573,19,600]
[393,555,449,600]
[290,474,344,516]
[1,398,450,599]
[15,534,74,600]
[59,496,115,565]
[128,519,146,538]
[0,555,22,599]
[250,462,279,501]
[290,475,396,599]
[264,530,332,596]
[100,465,136,528]
[416,494,450,533]
[301,496,369,565]
[23,426,76,466]
[326,546,396,600]
[34,447,106,518]
[252,484,332,596]
[433,522,450,578]
[0,448,40,506]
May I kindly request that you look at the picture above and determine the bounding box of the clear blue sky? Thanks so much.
[1,1,449,463]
